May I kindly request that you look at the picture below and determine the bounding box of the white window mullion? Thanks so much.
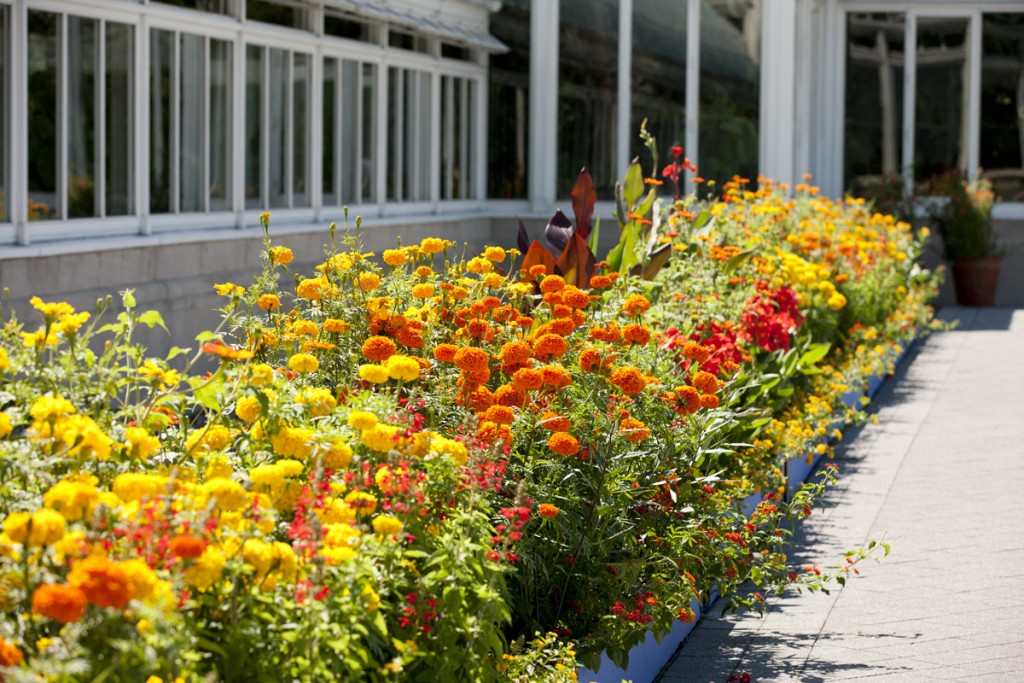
[616,0,631,179]
[395,69,404,200]
[58,14,67,221]
[685,0,700,194]
[139,17,151,234]
[12,0,28,243]
[375,61,387,209]
[232,34,245,227]
[170,31,180,213]
[474,76,486,201]
[459,77,469,200]
[202,37,210,212]
[966,10,981,181]
[429,69,440,207]
[337,59,345,206]
[285,50,293,209]
[311,47,322,222]
[260,47,269,209]
[902,13,916,197]
[97,19,106,218]
[443,75,453,200]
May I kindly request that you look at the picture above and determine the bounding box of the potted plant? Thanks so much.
[926,170,1001,306]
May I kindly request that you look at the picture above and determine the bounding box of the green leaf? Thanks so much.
[721,248,756,277]
[166,346,190,361]
[623,160,644,208]
[196,330,215,343]
[188,376,222,411]
[587,216,601,256]
[691,209,713,232]
[799,342,832,367]
[137,310,169,333]
[121,289,137,309]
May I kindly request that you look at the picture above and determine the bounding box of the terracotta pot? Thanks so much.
[951,258,1001,306]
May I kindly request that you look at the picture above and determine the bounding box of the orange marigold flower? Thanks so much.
[562,286,590,309]
[622,294,651,317]
[32,584,87,624]
[589,275,612,288]
[540,412,571,432]
[699,394,720,409]
[579,349,602,373]
[412,284,435,299]
[362,336,397,362]
[610,367,646,396]
[538,318,576,337]
[540,365,571,389]
[269,246,293,265]
[433,343,458,363]
[469,385,494,411]
[622,324,651,346]
[477,421,513,447]
[538,503,559,519]
[677,607,696,623]
[511,367,544,391]
[323,319,350,334]
[68,556,133,609]
[683,342,711,363]
[619,417,650,443]
[552,304,572,319]
[499,341,532,366]
[692,371,719,395]
[257,294,281,310]
[414,266,434,278]
[0,635,23,668]
[528,264,548,276]
[532,333,568,360]
[542,290,564,306]
[482,405,515,425]
[547,432,580,457]
[169,534,207,559]
[677,386,701,414]
[493,384,526,408]
[539,275,566,294]
[453,347,490,373]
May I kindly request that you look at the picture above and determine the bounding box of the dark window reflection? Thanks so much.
[699,0,759,193]
[980,13,1024,202]
[631,0,686,172]
[844,12,904,198]
[558,0,618,198]
[488,0,529,199]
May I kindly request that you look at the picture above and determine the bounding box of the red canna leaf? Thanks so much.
[571,167,597,239]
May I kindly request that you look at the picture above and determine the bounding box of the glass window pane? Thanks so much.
[179,33,205,212]
[699,0,760,191]
[209,39,232,211]
[0,7,9,222]
[361,63,376,202]
[844,13,905,196]
[632,0,686,166]
[67,16,97,218]
[28,11,59,220]
[245,45,262,209]
[340,59,359,203]
[150,29,172,214]
[153,0,229,15]
[980,13,1024,203]
[914,17,969,188]
[323,56,336,205]
[558,0,618,197]
[247,0,302,30]
[487,0,528,199]
[324,14,371,42]
[105,21,133,216]
[268,48,287,207]
[293,52,310,207]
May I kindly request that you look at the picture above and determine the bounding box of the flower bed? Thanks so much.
[0,163,940,683]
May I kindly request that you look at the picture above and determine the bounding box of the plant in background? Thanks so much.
[926,169,998,261]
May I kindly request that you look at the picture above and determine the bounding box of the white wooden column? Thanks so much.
[528,0,557,211]
[232,29,245,227]
[759,0,798,188]
[11,0,28,243]
[684,0,700,194]
[616,0,631,178]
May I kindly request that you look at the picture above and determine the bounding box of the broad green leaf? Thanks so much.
[799,342,832,367]
[121,289,137,309]
[623,159,644,208]
[137,310,168,333]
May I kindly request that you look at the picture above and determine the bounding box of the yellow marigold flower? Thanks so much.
[419,237,447,254]
[249,363,275,387]
[54,311,90,335]
[361,424,399,452]
[347,411,377,431]
[292,319,318,337]
[4,509,66,547]
[383,249,407,267]
[345,490,378,514]
[52,414,115,460]
[296,276,329,300]
[235,395,263,423]
[413,266,434,278]
[483,272,504,288]
[371,515,404,537]
[204,455,235,480]
[484,246,506,263]
[184,545,226,591]
[0,347,9,371]
[138,360,180,390]
[124,426,161,461]
[430,436,468,466]
[256,294,280,311]
[321,441,353,469]
[269,246,293,264]
[214,282,245,297]
[112,473,171,502]
[323,319,350,334]
[359,364,389,383]
[201,478,248,511]
[288,353,319,373]
[30,296,75,320]
[0,412,11,439]
[385,355,420,381]
[21,329,58,349]
[295,387,337,417]
[269,425,315,459]
[120,558,159,602]
[450,285,469,300]
[186,424,233,456]
[827,292,847,310]
[466,257,491,274]
[358,271,381,291]
[411,283,435,299]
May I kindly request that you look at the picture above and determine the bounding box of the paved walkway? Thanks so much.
[659,307,1024,683]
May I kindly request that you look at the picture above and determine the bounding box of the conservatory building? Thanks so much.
[0,0,1023,338]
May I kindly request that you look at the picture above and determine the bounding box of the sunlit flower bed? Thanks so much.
[0,171,939,682]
